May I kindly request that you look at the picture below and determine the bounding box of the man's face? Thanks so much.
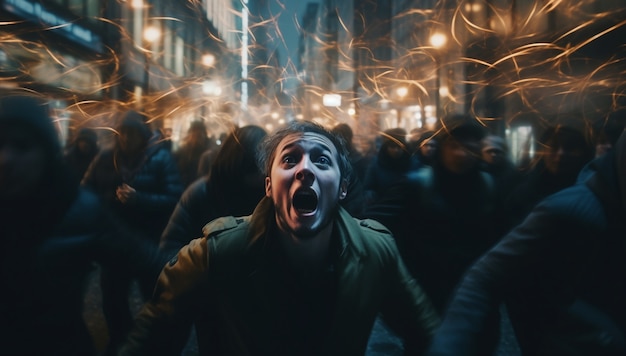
[440,137,481,174]
[0,125,47,199]
[265,132,347,239]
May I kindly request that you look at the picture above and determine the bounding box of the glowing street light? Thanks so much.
[143,25,161,96]
[429,33,447,120]
[202,53,216,67]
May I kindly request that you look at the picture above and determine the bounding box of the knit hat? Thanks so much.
[0,95,60,154]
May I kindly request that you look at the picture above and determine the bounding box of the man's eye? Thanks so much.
[282,155,296,165]
[317,156,331,165]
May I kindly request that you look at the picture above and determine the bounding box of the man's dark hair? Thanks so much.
[257,120,353,183]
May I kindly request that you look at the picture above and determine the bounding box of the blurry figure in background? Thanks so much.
[174,120,213,187]
[197,131,226,177]
[480,134,519,200]
[0,95,154,355]
[330,123,369,216]
[159,125,268,261]
[81,110,184,354]
[120,120,439,355]
[362,127,412,204]
[503,125,594,229]
[363,115,501,355]
[152,127,173,152]
[592,119,625,158]
[63,127,99,182]
[428,129,626,356]
[409,130,438,169]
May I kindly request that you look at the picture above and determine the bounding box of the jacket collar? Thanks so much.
[246,196,368,259]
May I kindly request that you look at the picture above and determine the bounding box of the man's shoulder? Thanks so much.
[202,216,249,238]
[202,216,253,255]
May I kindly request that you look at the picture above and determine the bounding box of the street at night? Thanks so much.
[2,0,626,355]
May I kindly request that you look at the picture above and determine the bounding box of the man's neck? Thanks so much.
[277,223,334,281]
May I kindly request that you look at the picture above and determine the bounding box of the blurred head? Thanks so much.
[331,123,354,145]
[538,126,593,177]
[185,120,208,147]
[117,111,151,154]
[417,131,438,160]
[0,95,58,200]
[258,121,351,239]
[210,125,267,189]
[436,114,486,174]
[74,127,98,155]
[481,135,508,166]
[380,128,408,159]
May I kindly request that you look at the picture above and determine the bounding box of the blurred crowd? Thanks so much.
[1,93,625,355]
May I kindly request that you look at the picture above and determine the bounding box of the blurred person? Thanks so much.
[330,123,369,215]
[64,127,99,182]
[428,129,626,356]
[409,130,438,169]
[0,95,154,355]
[480,134,519,200]
[503,125,594,229]
[363,127,412,204]
[174,120,213,187]
[159,125,268,260]
[120,120,440,355]
[155,124,267,353]
[81,110,184,354]
[363,115,502,355]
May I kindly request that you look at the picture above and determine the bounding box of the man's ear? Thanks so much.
[265,177,272,197]
[339,179,348,200]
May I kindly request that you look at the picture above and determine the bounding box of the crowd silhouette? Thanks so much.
[2,93,625,355]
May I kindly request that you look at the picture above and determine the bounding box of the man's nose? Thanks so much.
[295,158,315,182]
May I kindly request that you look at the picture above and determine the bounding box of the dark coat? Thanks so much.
[82,141,183,240]
[158,174,265,259]
[0,186,154,355]
[427,134,626,355]
[363,164,500,313]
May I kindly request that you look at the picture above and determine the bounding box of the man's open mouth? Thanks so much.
[293,189,318,214]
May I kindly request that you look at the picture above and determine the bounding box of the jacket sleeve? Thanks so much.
[426,187,603,355]
[119,237,209,356]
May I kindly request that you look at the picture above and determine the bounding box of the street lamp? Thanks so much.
[142,25,161,96]
[430,33,447,120]
[396,86,408,126]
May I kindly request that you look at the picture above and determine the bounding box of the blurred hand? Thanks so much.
[116,183,137,204]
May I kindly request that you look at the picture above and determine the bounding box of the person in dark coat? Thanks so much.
[81,110,184,354]
[159,125,268,260]
[330,123,369,216]
[480,134,520,201]
[428,128,626,356]
[362,127,412,204]
[503,125,594,230]
[0,95,154,355]
[363,114,502,355]
[64,127,99,182]
[173,120,213,187]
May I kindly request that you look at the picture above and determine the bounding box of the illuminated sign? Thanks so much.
[2,0,103,53]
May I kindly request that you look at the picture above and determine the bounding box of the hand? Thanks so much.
[116,183,137,204]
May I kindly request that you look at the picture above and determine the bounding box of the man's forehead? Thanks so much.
[277,132,338,152]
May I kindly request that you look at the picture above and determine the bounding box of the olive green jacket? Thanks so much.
[121,197,439,355]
